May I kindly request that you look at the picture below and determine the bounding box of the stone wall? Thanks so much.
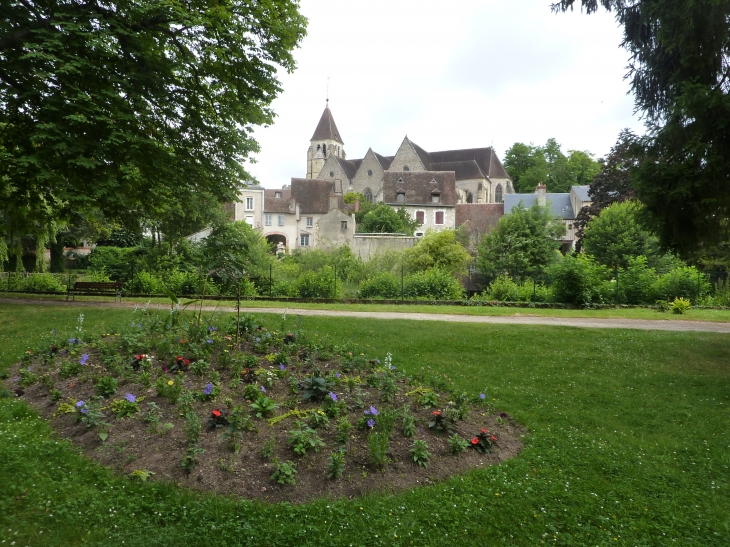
[389,139,427,172]
[351,149,385,201]
[351,234,419,261]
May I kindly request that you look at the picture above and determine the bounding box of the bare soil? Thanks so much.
[6,335,523,505]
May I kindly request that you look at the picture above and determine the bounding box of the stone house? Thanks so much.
[504,184,592,253]
[381,171,456,236]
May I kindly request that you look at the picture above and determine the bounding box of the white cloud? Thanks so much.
[247,0,645,187]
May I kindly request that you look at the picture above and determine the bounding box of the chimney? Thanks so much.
[536,183,547,206]
[329,194,339,211]
[355,197,360,212]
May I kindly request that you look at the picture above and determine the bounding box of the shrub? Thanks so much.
[270,460,297,485]
[619,256,657,305]
[296,266,341,299]
[549,254,613,306]
[671,296,691,314]
[357,272,401,299]
[650,265,710,304]
[124,271,166,294]
[18,273,66,292]
[403,268,464,300]
[85,246,139,280]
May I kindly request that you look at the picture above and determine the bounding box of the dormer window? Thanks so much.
[431,190,441,203]
[403,166,410,171]
[396,188,406,204]
[275,191,282,198]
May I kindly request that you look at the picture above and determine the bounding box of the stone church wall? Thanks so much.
[351,151,385,200]
[388,140,427,172]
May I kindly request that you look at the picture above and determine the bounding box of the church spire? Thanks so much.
[310,105,344,144]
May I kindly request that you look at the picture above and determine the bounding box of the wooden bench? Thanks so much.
[67,282,124,302]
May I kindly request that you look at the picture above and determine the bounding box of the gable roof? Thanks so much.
[310,106,344,144]
[429,147,510,179]
[264,187,292,213]
[373,151,393,170]
[291,178,340,214]
[408,138,433,169]
[504,193,575,219]
[571,185,591,202]
[430,160,486,181]
[382,171,456,206]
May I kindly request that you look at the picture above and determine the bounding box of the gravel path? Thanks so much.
[3,297,730,333]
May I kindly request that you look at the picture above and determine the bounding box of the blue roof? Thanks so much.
[504,193,575,219]
[571,185,591,202]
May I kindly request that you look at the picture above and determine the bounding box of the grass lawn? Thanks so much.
[1,302,729,546]
[3,291,730,322]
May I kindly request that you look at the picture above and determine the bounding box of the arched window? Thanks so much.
[495,184,503,203]
[364,188,373,203]
[466,191,473,203]
[323,144,327,157]
[403,165,410,171]
[367,169,372,176]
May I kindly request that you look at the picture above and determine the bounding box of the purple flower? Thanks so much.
[206,339,213,344]
[12,377,19,383]
[124,393,136,403]
[260,385,266,394]
[369,406,378,416]
[335,372,341,378]
[479,393,486,400]
[80,408,88,414]
[390,365,396,371]
[366,418,375,428]
[137,323,143,329]
[375,358,381,365]
[68,338,76,345]
[75,400,85,408]
[208,326,216,332]
[279,364,286,370]
[204,383,213,395]
[329,392,337,402]
[79,354,89,365]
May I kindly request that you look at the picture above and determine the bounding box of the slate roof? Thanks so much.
[373,152,393,170]
[429,147,510,180]
[382,171,456,206]
[291,178,342,214]
[310,106,344,144]
[430,160,485,181]
[455,204,504,233]
[504,193,575,219]
[332,156,359,180]
[571,185,591,202]
[408,139,434,169]
[264,187,292,214]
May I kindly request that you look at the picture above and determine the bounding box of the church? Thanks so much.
[237,103,515,251]
[307,104,515,207]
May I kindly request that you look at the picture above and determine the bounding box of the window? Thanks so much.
[396,193,405,204]
[329,171,334,177]
[340,221,348,230]
[431,194,440,203]
[403,165,410,171]
[265,214,272,226]
[278,215,285,226]
[364,188,373,203]
[245,216,254,226]
[300,234,310,246]
[306,217,313,227]
[245,197,254,210]
[495,184,503,203]
[415,231,424,237]
[367,169,372,176]
[435,211,444,225]
[275,191,282,198]
[568,224,573,230]
[415,211,424,225]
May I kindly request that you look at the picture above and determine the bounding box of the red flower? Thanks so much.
[136,354,142,360]
[212,409,221,417]
[471,438,479,445]
[176,356,182,360]
[184,359,190,365]
[491,435,497,441]
[433,411,441,416]
[481,428,487,434]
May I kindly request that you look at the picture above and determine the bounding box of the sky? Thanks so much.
[246,0,646,189]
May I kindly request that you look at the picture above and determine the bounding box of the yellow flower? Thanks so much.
[167,380,174,386]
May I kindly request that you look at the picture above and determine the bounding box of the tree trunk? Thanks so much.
[49,240,66,273]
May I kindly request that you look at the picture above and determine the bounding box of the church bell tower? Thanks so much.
[307,101,345,178]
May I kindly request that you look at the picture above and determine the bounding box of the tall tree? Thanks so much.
[357,205,419,235]
[554,0,730,253]
[0,0,306,253]
[573,129,639,251]
[477,202,566,279]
